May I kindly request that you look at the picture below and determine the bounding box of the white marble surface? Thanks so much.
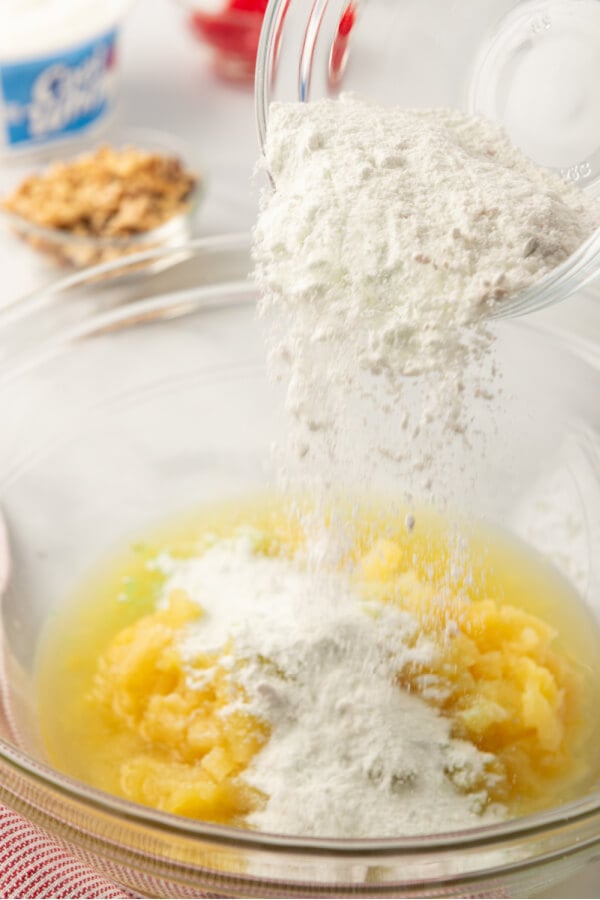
[0,0,598,896]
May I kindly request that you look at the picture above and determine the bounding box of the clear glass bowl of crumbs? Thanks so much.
[0,235,599,897]
[0,127,202,282]
[255,0,600,316]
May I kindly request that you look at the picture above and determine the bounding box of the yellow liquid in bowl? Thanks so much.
[36,496,600,831]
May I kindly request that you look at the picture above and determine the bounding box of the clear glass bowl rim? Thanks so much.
[0,234,599,870]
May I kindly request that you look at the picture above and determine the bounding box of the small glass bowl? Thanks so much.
[0,127,203,281]
[0,237,599,897]
[179,0,268,83]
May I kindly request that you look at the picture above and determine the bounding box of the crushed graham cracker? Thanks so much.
[1,145,198,270]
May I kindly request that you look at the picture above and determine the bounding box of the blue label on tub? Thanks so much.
[0,29,117,147]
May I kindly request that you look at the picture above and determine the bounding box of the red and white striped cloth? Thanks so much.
[0,805,138,899]
[0,803,512,899]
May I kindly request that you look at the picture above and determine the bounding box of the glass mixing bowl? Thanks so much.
[0,235,600,897]
[254,0,600,316]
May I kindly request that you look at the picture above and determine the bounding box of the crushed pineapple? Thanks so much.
[357,538,585,809]
[39,500,597,828]
[90,589,267,821]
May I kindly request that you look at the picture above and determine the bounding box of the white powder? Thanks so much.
[158,536,505,838]
[240,621,503,838]
[155,100,599,839]
[254,96,599,490]
[159,533,312,657]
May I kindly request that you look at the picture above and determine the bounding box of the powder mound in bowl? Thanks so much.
[167,535,506,837]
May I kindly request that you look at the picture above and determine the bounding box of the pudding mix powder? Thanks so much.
[179,96,599,837]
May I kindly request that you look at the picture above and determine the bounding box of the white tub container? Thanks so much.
[0,0,131,155]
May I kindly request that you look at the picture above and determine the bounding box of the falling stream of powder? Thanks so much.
[166,98,599,839]
[253,95,599,500]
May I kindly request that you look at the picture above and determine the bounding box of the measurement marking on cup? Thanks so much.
[560,162,593,184]
[530,13,552,34]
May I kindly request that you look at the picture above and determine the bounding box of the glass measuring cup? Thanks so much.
[254,0,600,316]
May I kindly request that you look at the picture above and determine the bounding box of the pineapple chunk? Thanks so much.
[358,537,583,808]
[89,592,269,822]
[360,539,404,582]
